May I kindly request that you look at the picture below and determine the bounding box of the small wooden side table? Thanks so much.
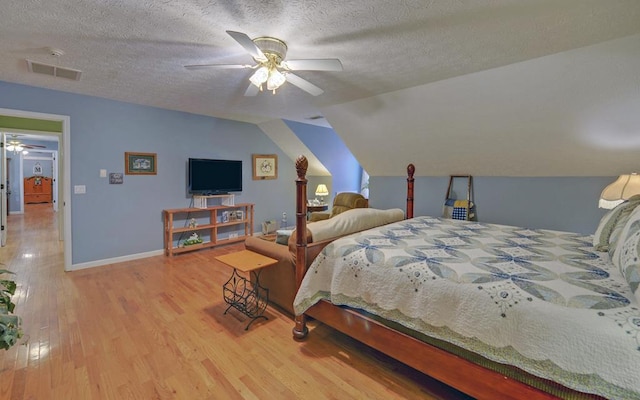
[215,250,277,330]
[307,204,328,213]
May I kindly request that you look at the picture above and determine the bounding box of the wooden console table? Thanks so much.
[163,203,254,256]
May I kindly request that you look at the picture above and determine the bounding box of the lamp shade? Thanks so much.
[599,173,640,209]
[249,67,269,87]
[315,184,329,197]
[266,69,286,91]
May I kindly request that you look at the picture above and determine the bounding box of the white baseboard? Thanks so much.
[68,249,164,271]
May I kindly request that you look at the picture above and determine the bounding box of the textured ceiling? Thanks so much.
[1,0,640,127]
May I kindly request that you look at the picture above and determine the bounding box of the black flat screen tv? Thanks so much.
[188,158,243,195]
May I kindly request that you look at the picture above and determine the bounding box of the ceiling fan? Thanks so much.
[6,134,46,153]
[185,30,343,96]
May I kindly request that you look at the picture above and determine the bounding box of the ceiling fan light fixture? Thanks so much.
[249,66,269,87]
[186,31,342,97]
[6,143,24,154]
[267,69,286,92]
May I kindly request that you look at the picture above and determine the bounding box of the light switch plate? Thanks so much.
[74,185,86,194]
[100,169,107,178]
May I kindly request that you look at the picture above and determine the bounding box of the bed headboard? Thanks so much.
[293,155,414,338]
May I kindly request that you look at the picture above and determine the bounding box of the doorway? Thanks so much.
[0,108,71,271]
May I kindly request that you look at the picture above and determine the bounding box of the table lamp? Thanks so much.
[315,184,329,205]
[599,173,640,209]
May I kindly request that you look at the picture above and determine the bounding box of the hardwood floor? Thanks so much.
[0,204,472,399]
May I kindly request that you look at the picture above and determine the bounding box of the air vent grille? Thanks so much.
[26,59,82,81]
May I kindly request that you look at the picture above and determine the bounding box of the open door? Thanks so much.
[0,108,71,270]
[1,133,7,246]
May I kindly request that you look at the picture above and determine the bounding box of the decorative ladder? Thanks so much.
[443,175,476,221]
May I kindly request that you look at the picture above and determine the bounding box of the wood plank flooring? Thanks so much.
[0,204,472,399]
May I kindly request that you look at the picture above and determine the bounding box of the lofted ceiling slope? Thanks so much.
[324,33,640,177]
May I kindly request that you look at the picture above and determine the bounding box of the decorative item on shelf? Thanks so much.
[599,173,640,209]
[125,152,157,175]
[262,220,277,235]
[189,218,197,228]
[252,154,278,180]
[315,184,329,204]
[222,211,230,223]
[183,233,203,246]
[281,212,287,229]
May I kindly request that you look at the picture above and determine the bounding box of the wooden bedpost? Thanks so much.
[407,163,415,219]
[292,155,309,339]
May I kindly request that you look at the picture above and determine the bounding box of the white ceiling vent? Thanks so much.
[26,59,82,81]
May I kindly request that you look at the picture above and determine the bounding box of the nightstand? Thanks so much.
[307,204,328,213]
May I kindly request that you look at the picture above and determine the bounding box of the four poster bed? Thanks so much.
[290,156,640,400]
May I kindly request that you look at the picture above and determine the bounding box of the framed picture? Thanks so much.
[222,211,229,223]
[235,210,244,220]
[125,152,157,175]
[109,173,124,184]
[252,154,278,180]
[33,163,43,175]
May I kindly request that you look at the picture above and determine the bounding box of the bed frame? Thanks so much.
[291,155,603,400]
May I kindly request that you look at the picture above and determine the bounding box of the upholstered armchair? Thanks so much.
[309,192,369,222]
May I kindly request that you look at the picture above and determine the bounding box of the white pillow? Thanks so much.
[593,195,640,251]
[593,207,618,251]
[308,208,405,242]
[610,205,640,304]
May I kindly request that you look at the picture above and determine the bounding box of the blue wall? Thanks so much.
[0,80,298,264]
[23,159,53,179]
[284,120,363,200]
[370,175,613,234]
[1,79,617,266]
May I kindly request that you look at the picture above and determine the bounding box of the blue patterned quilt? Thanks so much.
[293,216,640,399]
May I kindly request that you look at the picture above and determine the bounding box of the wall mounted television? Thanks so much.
[188,158,243,195]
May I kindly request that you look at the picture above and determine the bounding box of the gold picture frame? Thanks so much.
[125,152,157,175]
[252,154,277,180]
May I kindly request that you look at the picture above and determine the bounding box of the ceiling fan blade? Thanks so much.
[25,144,47,149]
[281,59,343,71]
[226,30,266,62]
[285,73,324,96]
[244,84,259,97]
[184,63,252,70]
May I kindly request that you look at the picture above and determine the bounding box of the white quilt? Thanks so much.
[294,216,640,399]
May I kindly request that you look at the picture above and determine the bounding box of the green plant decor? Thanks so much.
[0,269,22,350]
[183,232,203,246]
